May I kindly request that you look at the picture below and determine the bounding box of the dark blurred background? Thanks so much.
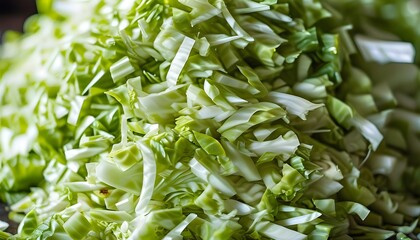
[0,0,37,39]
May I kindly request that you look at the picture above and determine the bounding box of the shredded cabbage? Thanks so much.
[0,0,419,239]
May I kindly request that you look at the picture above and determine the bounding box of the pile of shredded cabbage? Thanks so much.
[0,0,419,239]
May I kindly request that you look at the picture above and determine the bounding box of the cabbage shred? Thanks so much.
[0,0,419,239]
